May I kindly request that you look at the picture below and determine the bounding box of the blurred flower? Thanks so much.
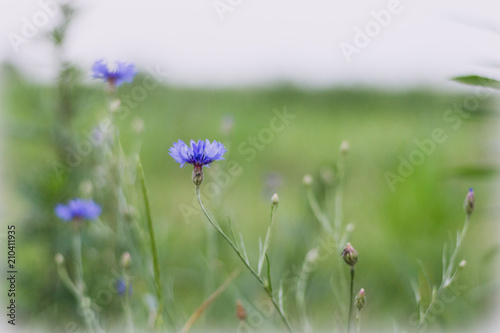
[355,288,366,311]
[236,300,247,321]
[464,188,475,216]
[54,253,64,265]
[92,60,137,87]
[340,140,350,155]
[55,199,102,222]
[302,174,313,186]
[116,278,127,295]
[341,242,358,266]
[121,252,132,270]
[169,139,227,186]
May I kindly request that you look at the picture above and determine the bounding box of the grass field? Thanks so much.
[2,63,499,332]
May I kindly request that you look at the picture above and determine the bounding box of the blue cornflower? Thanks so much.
[55,199,102,222]
[169,139,227,168]
[169,139,227,186]
[91,59,137,87]
[116,278,132,297]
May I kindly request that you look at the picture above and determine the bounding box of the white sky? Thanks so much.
[1,0,500,88]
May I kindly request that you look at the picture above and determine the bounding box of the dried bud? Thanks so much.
[271,193,279,207]
[355,288,366,311]
[121,252,132,270]
[55,253,64,265]
[302,174,313,186]
[341,242,358,266]
[340,141,350,155]
[236,300,247,321]
[464,188,474,216]
[192,165,204,186]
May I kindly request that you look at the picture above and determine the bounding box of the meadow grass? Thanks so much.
[1,64,498,332]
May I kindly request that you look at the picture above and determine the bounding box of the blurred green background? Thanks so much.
[1,62,499,332]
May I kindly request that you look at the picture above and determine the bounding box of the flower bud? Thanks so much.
[459,260,466,270]
[302,174,313,186]
[109,99,121,112]
[355,288,366,311]
[464,188,474,216]
[340,141,350,155]
[341,242,358,266]
[132,117,144,134]
[271,193,279,207]
[55,253,64,265]
[236,300,247,321]
[121,252,132,270]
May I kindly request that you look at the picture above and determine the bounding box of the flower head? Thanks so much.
[92,60,137,87]
[55,199,102,222]
[341,242,358,267]
[116,278,132,297]
[169,139,227,186]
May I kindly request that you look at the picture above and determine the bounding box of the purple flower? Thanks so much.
[169,139,227,168]
[91,60,137,87]
[169,139,227,186]
[55,199,102,222]
[116,278,132,297]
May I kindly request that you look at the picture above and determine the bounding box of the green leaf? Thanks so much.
[266,253,273,293]
[452,75,500,89]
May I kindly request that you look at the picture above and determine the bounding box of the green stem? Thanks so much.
[305,187,334,235]
[123,272,135,333]
[137,158,165,328]
[347,266,355,333]
[356,310,361,333]
[417,215,470,330]
[334,154,345,249]
[195,186,294,333]
[72,231,99,333]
